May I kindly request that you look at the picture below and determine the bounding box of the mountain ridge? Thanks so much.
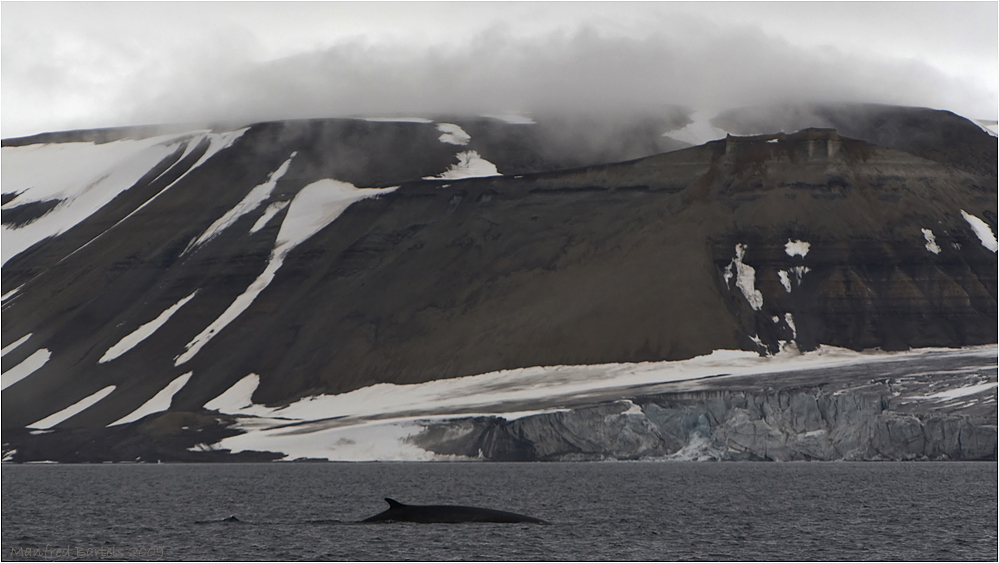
[2,104,996,461]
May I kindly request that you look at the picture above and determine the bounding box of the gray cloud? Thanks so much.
[126,23,994,126]
[2,3,996,137]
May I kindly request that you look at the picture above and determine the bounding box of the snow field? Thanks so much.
[1,129,248,266]
[2,135,188,265]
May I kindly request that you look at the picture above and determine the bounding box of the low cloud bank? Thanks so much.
[3,15,996,137]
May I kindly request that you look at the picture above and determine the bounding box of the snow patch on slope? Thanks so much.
[784,313,797,339]
[184,153,297,254]
[778,270,792,293]
[436,123,471,145]
[723,244,763,310]
[205,373,265,414]
[100,129,248,244]
[108,372,192,426]
[2,286,23,302]
[99,291,198,363]
[250,201,290,233]
[1,348,50,391]
[2,134,188,265]
[961,210,998,252]
[784,240,810,258]
[2,129,248,267]
[425,151,500,180]
[921,228,942,254]
[175,180,398,366]
[27,385,116,429]
[1,334,32,357]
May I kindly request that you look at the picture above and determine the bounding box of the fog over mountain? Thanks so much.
[2,2,996,137]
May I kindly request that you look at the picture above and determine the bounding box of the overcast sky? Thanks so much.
[2,1,996,138]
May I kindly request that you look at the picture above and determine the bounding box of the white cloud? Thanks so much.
[2,2,996,138]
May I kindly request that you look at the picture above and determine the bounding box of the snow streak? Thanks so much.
[99,291,198,363]
[961,210,998,252]
[175,180,397,366]
[27,385,116,429]
[184,152,297,254]
[108,372,192,426]
[1,333,31,357]
[724,244,763,310]
[1,348,50,391]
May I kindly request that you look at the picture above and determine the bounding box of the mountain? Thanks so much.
[2,105,996,462]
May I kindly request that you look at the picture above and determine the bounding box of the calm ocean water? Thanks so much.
[2,462,996,561]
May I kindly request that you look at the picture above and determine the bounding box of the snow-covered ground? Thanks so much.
[199,344,997,461]
[1,129,247,266]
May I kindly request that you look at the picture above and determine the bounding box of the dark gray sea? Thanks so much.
[2,462,996,561]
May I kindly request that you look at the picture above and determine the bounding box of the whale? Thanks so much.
[194,515,244,524]
[361,498,549,524]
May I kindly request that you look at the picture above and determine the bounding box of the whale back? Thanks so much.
[361,498,548,524]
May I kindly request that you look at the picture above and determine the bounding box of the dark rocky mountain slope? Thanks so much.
[2,105,995,461]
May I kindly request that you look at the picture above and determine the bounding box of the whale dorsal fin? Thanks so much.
[385,498,405,509]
